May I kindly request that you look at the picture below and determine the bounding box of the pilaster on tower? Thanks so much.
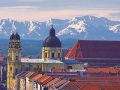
[7,33,22,90]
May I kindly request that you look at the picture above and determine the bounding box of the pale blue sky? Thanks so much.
[0,0,120,9]
[0,0,119,21]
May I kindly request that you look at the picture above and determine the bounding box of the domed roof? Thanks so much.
[43,27,61,47]
[10,33,20,40]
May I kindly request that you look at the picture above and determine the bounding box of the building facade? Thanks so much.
[7,33,22,90]
[42,26,62,61]
[7,27,65,90]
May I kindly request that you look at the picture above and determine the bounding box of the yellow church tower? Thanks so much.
[7,33,21,90]
[42,26,62,61]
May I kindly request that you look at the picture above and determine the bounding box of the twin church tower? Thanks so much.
[7,27,62,89]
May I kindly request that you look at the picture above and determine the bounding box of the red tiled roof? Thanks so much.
[65,40,83,60]
[37,76,51,84]
[65,40,120,60]
[31,74,42,81]
[18,71,29,79]
[60,81,120,90]
[29,72,38,79]
[25,71,35,78]
[42,76,53,85]
[0,56,4,61]
[45,78,61,87]
[86,67,120,73]
[51,67,63,72]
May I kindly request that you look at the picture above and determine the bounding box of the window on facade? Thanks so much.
[45,53,47,58]
[68,66,72,69]
[34,68,36,71]
[58,53,60,58]
[29,64,33,70]
[22,65,24,71]
[26,67,29,71]
[10,67,12,71]
[44,87,48,90]
[16,56,18,60]
[52,53,55,58]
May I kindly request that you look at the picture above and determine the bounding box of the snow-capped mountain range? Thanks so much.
[0,16,120,40]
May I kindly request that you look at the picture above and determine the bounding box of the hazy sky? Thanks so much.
[0,0,119,21]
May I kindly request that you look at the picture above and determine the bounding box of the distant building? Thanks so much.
[65,40,120,67]
[7,27,65,90]
[42,26,62,61]
[7,27,120,90]
[15,71,120,90]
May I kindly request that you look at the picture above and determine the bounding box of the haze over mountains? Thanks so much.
[0,16,120,40]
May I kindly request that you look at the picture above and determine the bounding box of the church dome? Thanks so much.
[43,27,61,47]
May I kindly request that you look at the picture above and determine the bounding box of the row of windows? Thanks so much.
[8,56,19,61]
[10,65,42,73]
[45,53,60,58]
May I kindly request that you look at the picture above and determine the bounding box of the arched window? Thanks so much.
[58,53,60,58]
[10,67,12,71]
[52,53,54,58]
[16,56,18,60]
[45,53,47,58]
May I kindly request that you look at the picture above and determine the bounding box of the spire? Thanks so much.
[15,33,20,40]
[10,33,15,40]
[49,25,55,37]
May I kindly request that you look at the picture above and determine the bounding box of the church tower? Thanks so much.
[42,26,62,61]
[7,33,21,90]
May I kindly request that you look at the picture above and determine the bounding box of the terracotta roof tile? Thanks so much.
[45,78,61,87]
[65,40,120,61]
[31,74,42,81]
[29,72,38,79]
[42,76,53,85]
[0,56,4,61]
[37,76,51,84]
[18,71,29,79]
[25,71,35,78]
[53,79,69,88]
[86,67,120,73]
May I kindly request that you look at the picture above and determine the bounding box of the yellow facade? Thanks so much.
[42,47,62,61]
[21,63,42,72]
[7,29,66,89]
[7,38,22,90]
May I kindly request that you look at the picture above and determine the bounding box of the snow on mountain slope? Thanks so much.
[0,16,120,40]
[109,24,120,33]
[57,16,120,40]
